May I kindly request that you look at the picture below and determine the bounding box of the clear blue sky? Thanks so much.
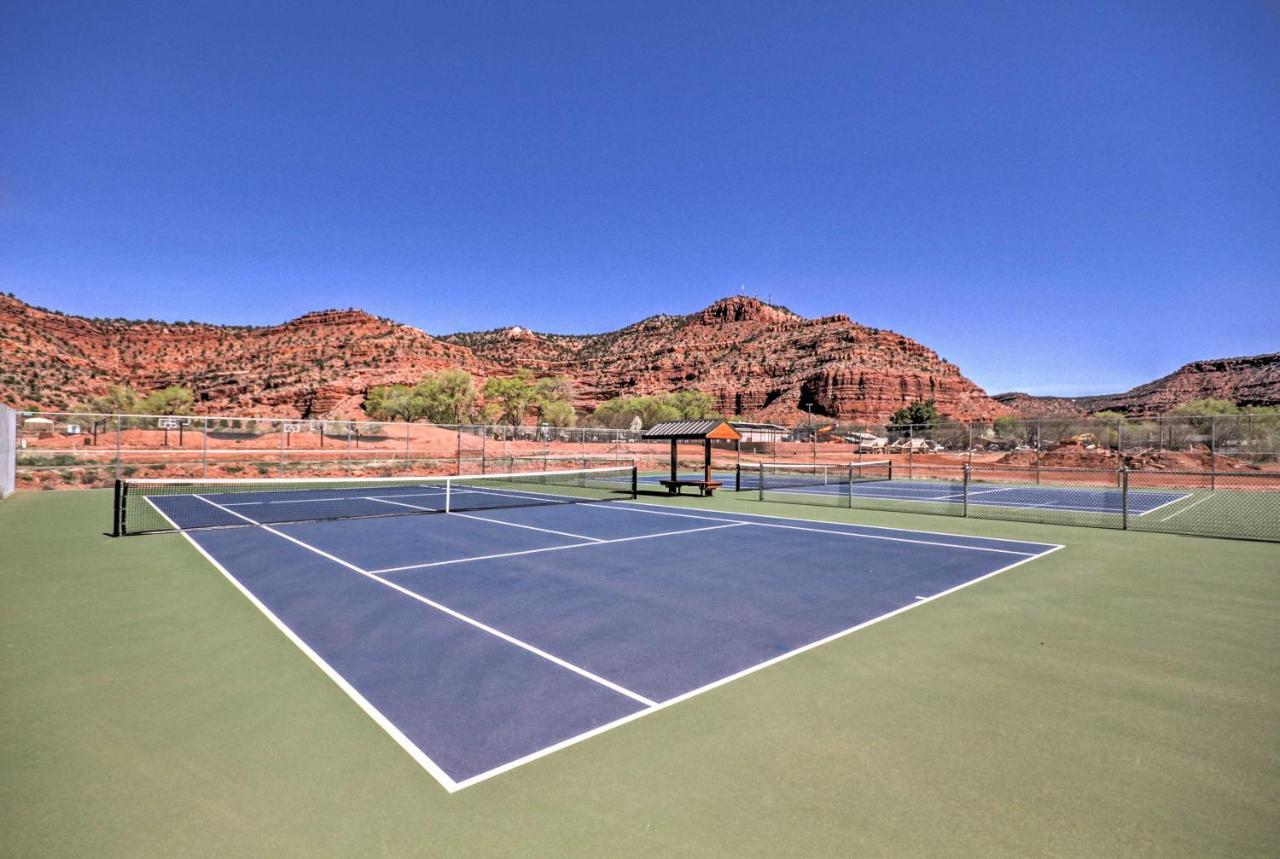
[2,1,1277,396]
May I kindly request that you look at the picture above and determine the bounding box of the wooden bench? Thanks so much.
[659,479,723,497]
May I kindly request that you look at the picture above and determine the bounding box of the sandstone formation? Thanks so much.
[442,296,1010,422]
[15,291,1266,423]
[995,353,1280,417]
[0,295,489,417]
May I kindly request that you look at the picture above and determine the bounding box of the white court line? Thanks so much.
[158,492,1063,793]
[365,496,444,512]
[448,543,1065,792]
[219,482,606,510]
[749,521,1040,555]
[190,495,657,710]
[596,498,1063,550]
[223,488,446,507]
[964,486,1028,497]
[139,497,464,791]
[1156,494,1211,522]
[1139,492,1196,517]
[774,480,1188,517]
[450,511,605,543]
[581,503,1042,556]
[371,523,748,574]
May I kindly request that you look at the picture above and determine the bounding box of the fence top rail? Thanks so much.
[21,409,1277,427]
[16,411,639,436]
[118,464,636,487]
[1125,468,1280,479]
[962,464,1121,474]
[743,460,893,469]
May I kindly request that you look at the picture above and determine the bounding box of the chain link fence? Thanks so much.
[733,412,1279,541]
[11,411,657,489]
[12,408,1279,541]
[743,458,1279,543]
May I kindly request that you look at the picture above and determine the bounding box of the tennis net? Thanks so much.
[113,465,638,535]
[742,460,893,505]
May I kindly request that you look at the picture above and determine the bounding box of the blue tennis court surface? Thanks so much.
[163,488,1061,792]
[729,471,1189,515]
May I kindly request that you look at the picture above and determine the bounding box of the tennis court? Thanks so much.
[735,462,1189,516]
[116,467,1059,791]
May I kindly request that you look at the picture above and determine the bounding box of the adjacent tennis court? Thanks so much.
[115,468,1059,791]
[734,461,1190,515]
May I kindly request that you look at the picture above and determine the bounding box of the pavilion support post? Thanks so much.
[704,440,712,484]
[670,438,678,482]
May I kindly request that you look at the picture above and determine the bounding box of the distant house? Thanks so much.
[891,437,941,453]
[21,416,54,438]
[730,422,789,443]
[842,431,888,453]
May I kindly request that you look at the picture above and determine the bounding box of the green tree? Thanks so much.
[140,385,195,416]
[1171,398,1238,435]
[667,390,719,420]
[364,384,424,422]
[591,397,640,429]
[535,375,574,406]
[540,399,576,428]
[591,391,718,429]
[888,399,940,435]
[1171,398,1239,416]
[1090,410,1127,449]
[534,375,576,426]
[482,369,540,425]
[415,369,476,423]
[84,384,141,415]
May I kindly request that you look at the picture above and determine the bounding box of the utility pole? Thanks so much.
[807,404,815,463]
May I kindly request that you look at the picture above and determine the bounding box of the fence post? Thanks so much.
[1210,416,1216,490]
[404,422,411,474]
[907,424,913,480]
[963,463,970,517]
[967,423,973,468]
[1121,467,1130,530]
[847,463,854,509]
[758,462,765,502]
[456,425,462,476]
[202,417,209,478]
[1034,424,1041,485]
[114,416,122,480]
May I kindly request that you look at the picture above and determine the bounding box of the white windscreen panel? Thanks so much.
[0,404,15,499]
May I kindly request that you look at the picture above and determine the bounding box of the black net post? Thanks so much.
[758,462,765,502]
[112,479,123,537]
[630,466,638,499]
